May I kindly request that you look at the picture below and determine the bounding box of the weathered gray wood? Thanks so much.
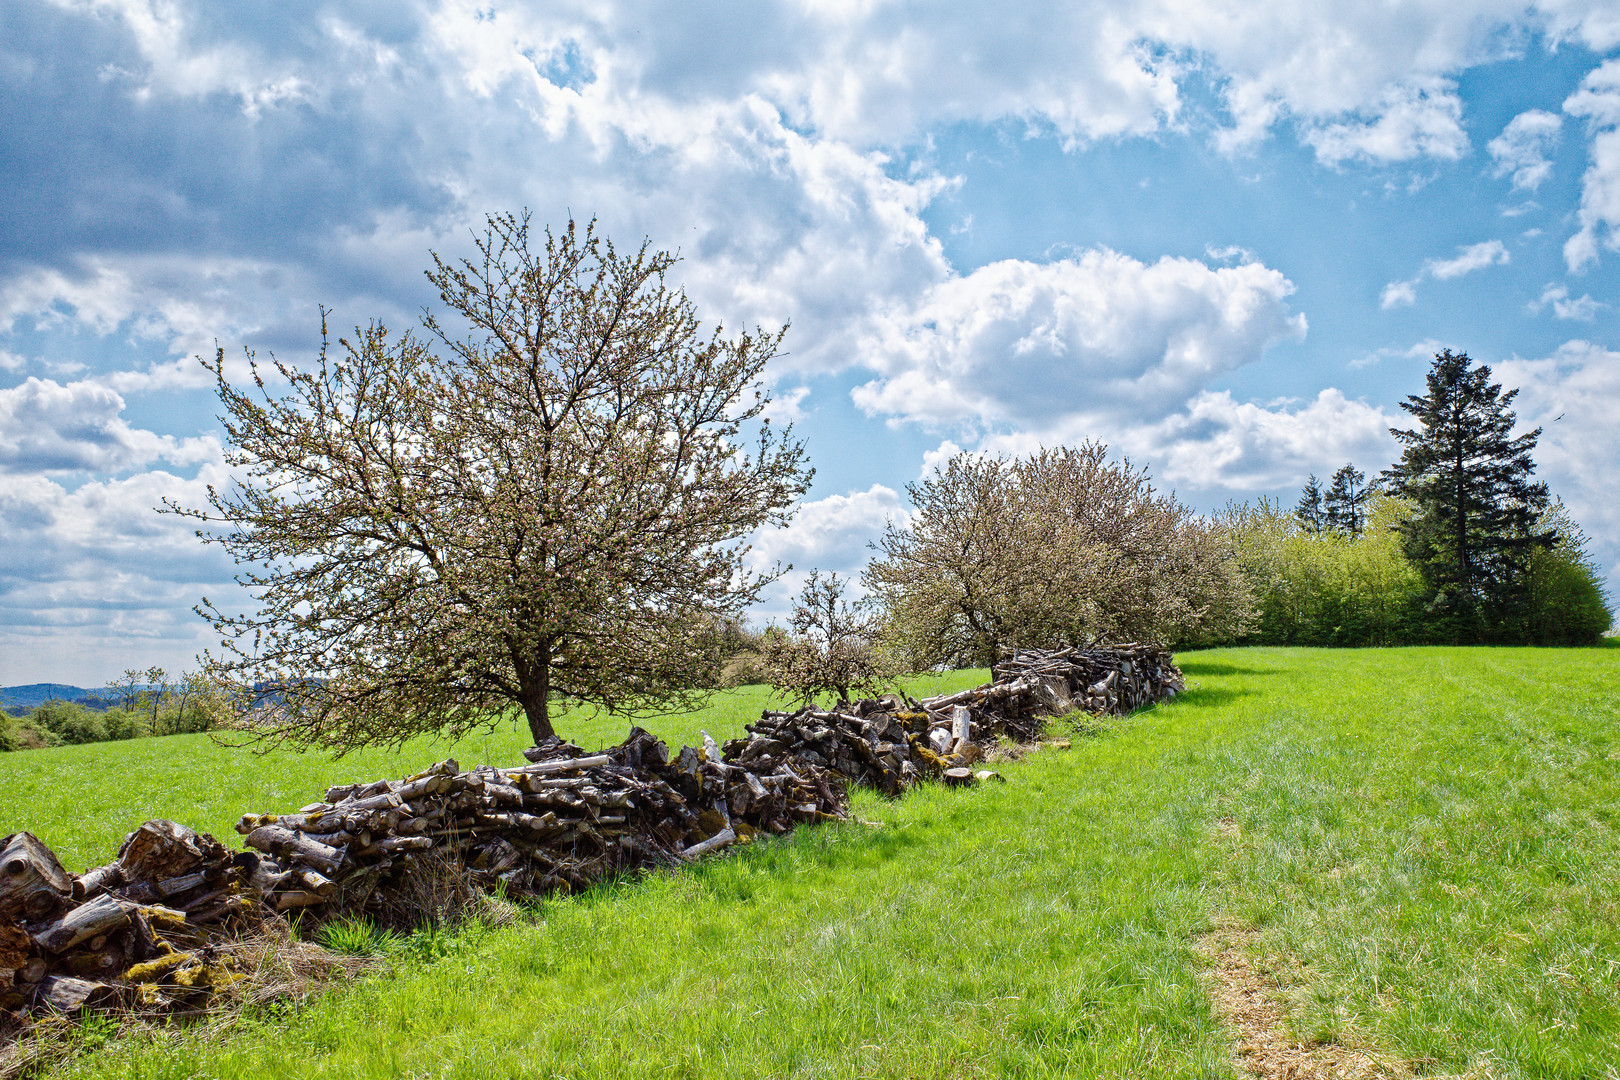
[74,862,123,902]
[244,825,345,876]
[30,893,129,953]
[680,826,735,859]
[508,753,615,776]
[0,832,72,921]
[29,975,121,1012]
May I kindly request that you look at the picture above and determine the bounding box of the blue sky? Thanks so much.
[2,0,1618,685]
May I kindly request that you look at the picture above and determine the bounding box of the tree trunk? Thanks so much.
[521,641,556,744]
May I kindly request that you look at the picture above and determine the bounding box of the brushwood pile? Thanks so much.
[1,645,1180,1029]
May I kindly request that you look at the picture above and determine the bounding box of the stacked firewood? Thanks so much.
[738,645,1184,794]
[1,822,259,1017]
[2,644,1180,1027]
[990,644,1183,715]
[236,728,845,917]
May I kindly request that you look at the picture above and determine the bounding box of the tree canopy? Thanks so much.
[177,213,811,749]
[863,444,1253,668]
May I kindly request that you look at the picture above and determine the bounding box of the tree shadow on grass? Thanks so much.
[1163,685,1253,709]
[1175,659,1276,677]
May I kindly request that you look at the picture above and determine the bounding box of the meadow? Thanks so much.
[4,647,1618,1078]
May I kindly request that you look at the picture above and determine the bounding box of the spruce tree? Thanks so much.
[1294,474,1326,534]
[1382,349,1553,639]
[1323,463,1371,536]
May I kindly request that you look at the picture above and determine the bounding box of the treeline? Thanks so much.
[755,349,1610,703]
[1226,494,1609,647]
[0,666,223,752]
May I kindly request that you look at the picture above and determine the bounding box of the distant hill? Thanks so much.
[1,684,118,713]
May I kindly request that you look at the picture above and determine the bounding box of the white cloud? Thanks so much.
[851,249,1306,432]
[1427,239,1511,279]
[1303,80,1468,166]
[1529,284,1606,320]
[1488,108,1562,191]
[0,464,239,685]
[747,483,908,623]
[1496,340,1620,577]
[0,377,220,473]
[1381,240,1511,307]
[1564,58,1620,272]
[1380,280,1418,310]
[1136,388,1398,490]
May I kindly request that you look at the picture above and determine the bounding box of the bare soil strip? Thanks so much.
[1197,925,1409,1080]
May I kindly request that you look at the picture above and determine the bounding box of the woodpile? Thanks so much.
[736,645,1183,794]
[236,728,845,918]
[2,644,1180,1030]
[1,823,262,1019]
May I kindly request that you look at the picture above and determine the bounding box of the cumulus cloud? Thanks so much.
[0,377,220,473]
[1489,109,1562,191]
[851,249,1306,432]
[0,464,239,684]
[1496,341,1620,575]
[1381,240,1511,308]
[1564,58,1620,272]
[1529,284,1606,320]
[1132,388,1398,490]
[1302,80,1468,166]
[746,483,908,623]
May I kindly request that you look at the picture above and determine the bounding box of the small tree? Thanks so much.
[1382,349,1553,638]
[1294,475,1326,534]
[138,666,171,735]
[106,669,144,712]
[175,213,811,750]
[763,570,892,706]
[865,444,1252,667]
[1323,464,1372,536]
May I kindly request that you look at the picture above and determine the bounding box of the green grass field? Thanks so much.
[8,647,1620,1079]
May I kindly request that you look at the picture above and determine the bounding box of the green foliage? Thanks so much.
[29,700,107,745]
[1228,494,1427,645]
[1516,500,1614,645]
[101,708,142,741]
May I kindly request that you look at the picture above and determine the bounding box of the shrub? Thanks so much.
[30,700,107,745]
[102,707,143,740]
[1516,501,1613,645]
[1228,494,1427,646]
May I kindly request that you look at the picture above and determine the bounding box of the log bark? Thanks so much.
[0,832,72,921]
[243,826,346,876]
[30,894,130,954]
[29,975,121,1013]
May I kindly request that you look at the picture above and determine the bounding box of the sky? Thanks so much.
[2,0,1619,687]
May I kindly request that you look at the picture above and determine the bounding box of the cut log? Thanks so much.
[243,825,346,876]
[29,975,121,1013]
[0,832,72,921]
[75,862,123,902]
[30,894,130,954]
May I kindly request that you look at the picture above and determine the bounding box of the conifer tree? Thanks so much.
[1382,349,1553,638]
[1323,464,1372,536]
[1294,474,1326,534]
